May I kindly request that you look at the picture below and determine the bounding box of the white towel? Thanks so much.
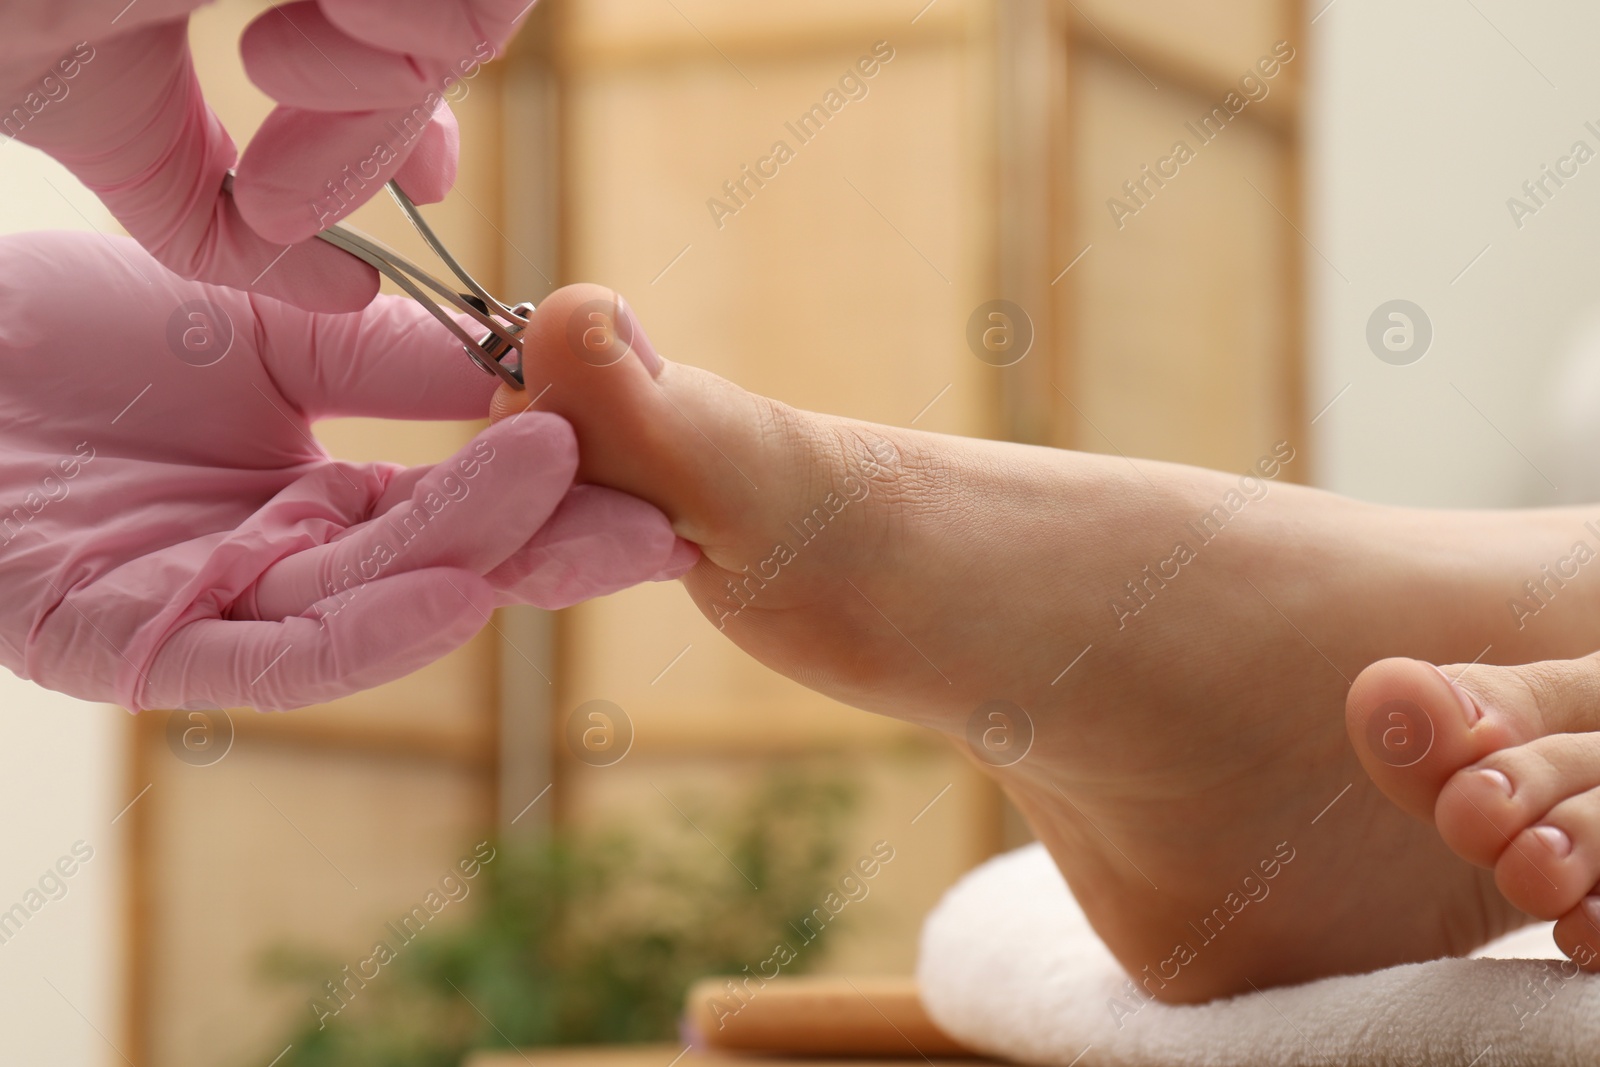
[917,844,1600,1066]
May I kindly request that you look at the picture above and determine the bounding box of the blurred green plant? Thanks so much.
[257,767,858,1067]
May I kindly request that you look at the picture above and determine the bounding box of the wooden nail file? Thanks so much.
[684,975,980,1058]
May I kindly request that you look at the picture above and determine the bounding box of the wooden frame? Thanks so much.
[1004,0,1309,472]
[537,0,1013,864]
[120,3,1310,1056]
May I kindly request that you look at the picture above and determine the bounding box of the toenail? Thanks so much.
[1427,663,1482,726]
[566,294,662,375]
[1480,768,1514,797]
[616,295,663,377]
[1586,896,1600,927]
[1534,825,1573,859]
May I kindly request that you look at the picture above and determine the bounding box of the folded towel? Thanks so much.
[917,844,1599,1066]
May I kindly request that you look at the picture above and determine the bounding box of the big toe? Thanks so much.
[1346,656,1600,818]
[1347,657,1523,820]
[489,284,780,550]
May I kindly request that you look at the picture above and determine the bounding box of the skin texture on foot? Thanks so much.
[1349,655,1600,973]
[495,284,1600,1002]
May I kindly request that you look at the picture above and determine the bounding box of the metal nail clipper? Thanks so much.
[226,173,530,390]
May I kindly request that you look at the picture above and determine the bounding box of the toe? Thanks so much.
[488,283,873,626]
[509,283,676,499]
[1437,732,1600,867]
[497,283,770,549]
[1345,656,1529,821]
[1552,895,1600,972]
[1495,785,1600,919]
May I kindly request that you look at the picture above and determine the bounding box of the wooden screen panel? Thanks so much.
[547,0,1011,979]
[1071,0,1296,105]
[558,26,1000,753]
[140,742,486,1067]
[564,0,973,60]
[239,634,498,752]
[562,44,991,428]
[563,583,913,755]
[1055,49,1297,473]
[560,748,996,975]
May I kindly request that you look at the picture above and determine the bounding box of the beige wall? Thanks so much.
[1308,2,1600,506]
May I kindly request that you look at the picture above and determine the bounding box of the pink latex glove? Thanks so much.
[1,1,531,311]
[234,0,534,243]
[0,230,695,713]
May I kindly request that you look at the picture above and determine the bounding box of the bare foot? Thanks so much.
[495,285,1600,1002]
[1349,655,1600,972]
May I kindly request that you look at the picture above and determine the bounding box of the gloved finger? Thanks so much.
[653,539,702,580]
[235,414,579,621]
[392,110,460,205]
[15,24,378,312]
[254,289,499,421]
[142,568,494,712]
[486,484,700,609]
[242,1,464,110]
[242,3,465,208]
[320,0,535,63]
[489,380,531,425]
[233,98,457,243]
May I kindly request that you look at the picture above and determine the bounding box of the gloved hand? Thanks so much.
[233,0,533,245]
[0,1,531,312]
[0,230,695,713]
